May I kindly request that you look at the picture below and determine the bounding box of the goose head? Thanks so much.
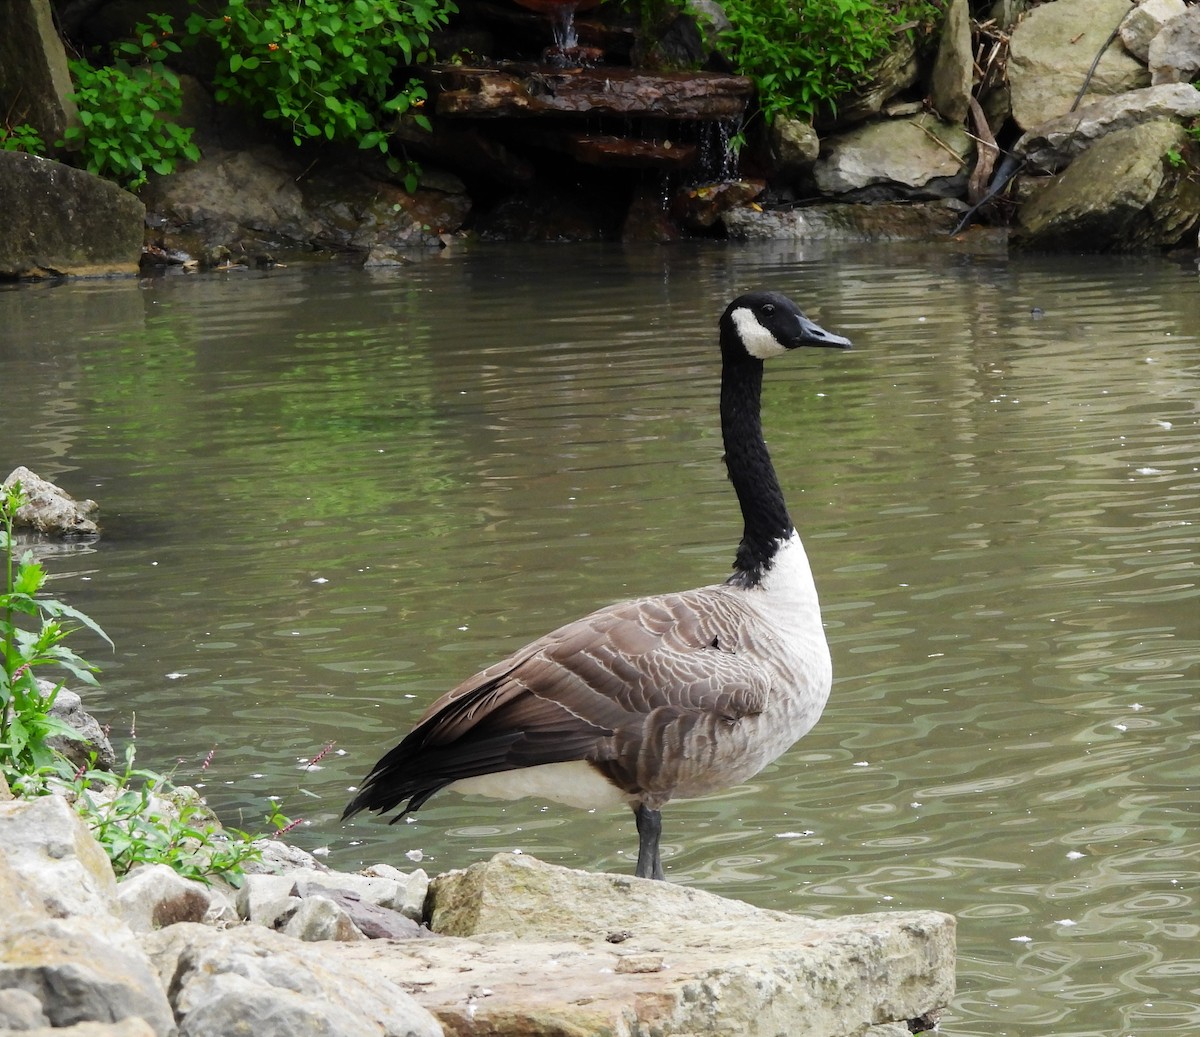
[720,291,852,361]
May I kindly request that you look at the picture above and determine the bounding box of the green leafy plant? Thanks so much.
[59,13,200,189]
[1,483,110,789]
[0,122,47,155]
[71,744,265,884]
[712,0,937,124]
[186,0,456,190]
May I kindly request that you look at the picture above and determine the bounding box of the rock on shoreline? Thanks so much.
[0,789,956,1037]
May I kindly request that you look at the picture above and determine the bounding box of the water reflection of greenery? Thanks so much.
[74,315,464,530]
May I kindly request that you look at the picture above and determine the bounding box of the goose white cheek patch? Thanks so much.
[731,307,787,359]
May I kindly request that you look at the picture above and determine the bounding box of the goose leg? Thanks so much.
[633,803,665,880]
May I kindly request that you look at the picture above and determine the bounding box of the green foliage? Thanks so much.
[70,745,265,884]
[186,0,457,190]
[0,123,47,155]
[1,483,110,787]
[712,0,937,123]
[59,13,200,190]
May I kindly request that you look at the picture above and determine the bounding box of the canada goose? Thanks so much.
[343,291,851,880]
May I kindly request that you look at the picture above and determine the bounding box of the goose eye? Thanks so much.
[762,304,775,316]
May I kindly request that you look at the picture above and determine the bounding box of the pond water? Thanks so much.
[1,241,1197,1036]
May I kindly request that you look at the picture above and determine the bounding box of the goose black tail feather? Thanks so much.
[342,693,614,822]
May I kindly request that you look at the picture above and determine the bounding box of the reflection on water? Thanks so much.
[2,244,1197,1036]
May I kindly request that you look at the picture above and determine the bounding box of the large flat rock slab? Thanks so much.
[368,852,957,1037]
[430,63,754,121]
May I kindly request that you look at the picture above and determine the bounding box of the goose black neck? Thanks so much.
[720,353,793,588]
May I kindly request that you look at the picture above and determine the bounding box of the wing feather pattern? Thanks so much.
[342,586,772,821]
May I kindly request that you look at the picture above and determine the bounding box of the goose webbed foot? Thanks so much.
[634,803,666,880]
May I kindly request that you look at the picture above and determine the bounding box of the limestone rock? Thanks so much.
[292,868,429,919]
[1017,83,1200,171]
[0,797,175,1034]
[813,113,974,200]
[3,467,99,536]
[235,872,298,923]
[0,795,117,919]
[279,893,368,943]
[768,116,821,183]
[1120,0,1188,62]
[41,683,117,770]
[0,154,145,278]
[429,851,783,938]
[360,862,430,920]
[0,0,78,155]
[722,201,973,242]
[1008,0,1151,130]
[0,918,175,1035]
[292,883,429,940]
[409,853,956,1037]
[1148,6,1200,84]
[142,922,443,1037]
[142,141,469,259]
[931,0,974,122]
[0,986,49,1029]
[1014,117,1200,250]
[117,864,227,932]
[244,834,330,875]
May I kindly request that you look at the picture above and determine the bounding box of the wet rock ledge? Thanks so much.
[0,788,955,1037]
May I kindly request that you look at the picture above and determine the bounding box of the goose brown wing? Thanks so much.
[342,587,770,820]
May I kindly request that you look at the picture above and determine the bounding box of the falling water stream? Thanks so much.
[550,2,579,53]
[1,241,1197,1036]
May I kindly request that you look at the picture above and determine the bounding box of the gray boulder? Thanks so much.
[1120,0,1188,62]
[42,683,117,771]
[142,137,470,261]
[3,467,99,536]
[117,864,234,932]
[292,868,429,919]
[1015,117,1200,250]
[359,862,430,920]
[0,0,78,156]
[0,154,145,278]
[0,795,116,919]
[931,0,974,122]
[1017,83,1200,171]
[406,852,956,1037]
[767,116,821,183]
[0,798,175,1036]
[1148,6,1200,84]
[278,894,368,943]
[722,201,971,242]
[235,872,299,923]
[1008,0,1150,130]
[1,919,175,1034]
[142,922,443,1037]
[813,113,974,200]
[236,868,428,941]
